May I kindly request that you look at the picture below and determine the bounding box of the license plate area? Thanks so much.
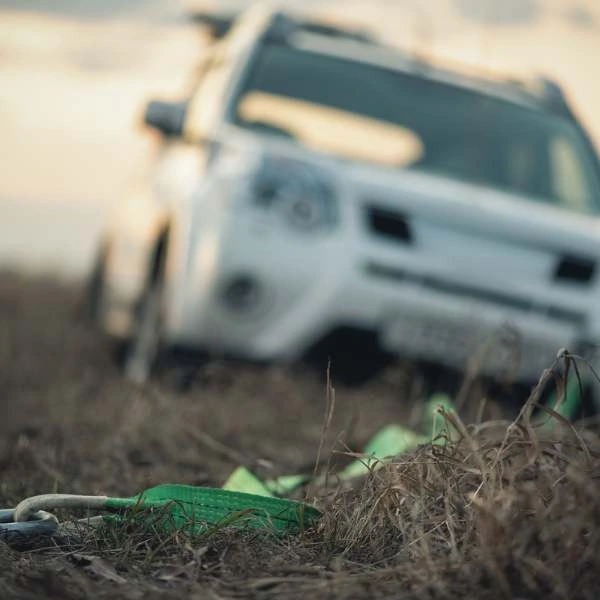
[380,313,554,379]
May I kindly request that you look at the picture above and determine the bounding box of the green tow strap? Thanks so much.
[543,374,582,428]
[223,394,456,498]
[13,485,320,535]
[223,424,428,498]
[10,397,453,540]
[8,394,468,540]
[9,390,579,543]
[106,484,319,533]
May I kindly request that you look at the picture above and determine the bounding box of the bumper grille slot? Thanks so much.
[366,261,585,326]
[555,255,596,284]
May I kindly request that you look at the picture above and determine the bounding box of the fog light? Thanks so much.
[221,275,263,313]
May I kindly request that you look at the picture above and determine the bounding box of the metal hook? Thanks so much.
[0,508,59,545]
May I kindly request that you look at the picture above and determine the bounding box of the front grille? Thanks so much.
[365,261,585,326]
[366,205,413,244]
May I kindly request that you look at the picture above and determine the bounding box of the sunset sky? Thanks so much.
[1,0,599,275]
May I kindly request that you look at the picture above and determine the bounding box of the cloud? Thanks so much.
[454,0,540,26]
[563,4,597,29]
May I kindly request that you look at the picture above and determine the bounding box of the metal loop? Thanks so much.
[0,508,59,544]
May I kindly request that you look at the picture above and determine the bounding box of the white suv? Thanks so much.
[88,5,600,391]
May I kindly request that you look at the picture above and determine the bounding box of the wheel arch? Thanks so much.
[148,222,172,284]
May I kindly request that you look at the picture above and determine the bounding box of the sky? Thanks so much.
[1,0,599,276]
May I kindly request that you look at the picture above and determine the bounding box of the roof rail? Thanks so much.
[264,11,297,42]
[264,10,377,45]
[299,21,377,44]
[512,76,573,117]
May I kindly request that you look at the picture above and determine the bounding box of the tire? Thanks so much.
[84,245,108,326]
[122,273,166,385]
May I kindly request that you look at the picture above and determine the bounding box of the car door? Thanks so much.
[102,59,215,326]
[104,15,264,332]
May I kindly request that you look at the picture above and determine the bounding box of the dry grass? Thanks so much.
[1,272,599,599]
[315,415,599,599]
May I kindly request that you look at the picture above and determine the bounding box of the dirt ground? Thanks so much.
[0,272,421,491]
[1,273,599,599]
[0,273,419,598]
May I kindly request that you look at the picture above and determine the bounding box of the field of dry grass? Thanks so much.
[1,273,599,599]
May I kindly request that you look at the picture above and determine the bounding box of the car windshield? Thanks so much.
[232,41,600,215]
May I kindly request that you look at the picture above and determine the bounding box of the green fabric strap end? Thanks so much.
[104,484,319,534]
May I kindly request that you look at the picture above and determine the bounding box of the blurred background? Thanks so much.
[1,0,599,278]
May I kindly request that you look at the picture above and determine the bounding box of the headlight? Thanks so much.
[252,155,338,232]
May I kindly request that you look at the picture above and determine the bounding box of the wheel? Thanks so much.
[122,273,166,385]
[84,244,108,326]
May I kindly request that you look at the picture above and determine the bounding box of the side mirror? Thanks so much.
[143,100,187,137]
[187,11,235,40]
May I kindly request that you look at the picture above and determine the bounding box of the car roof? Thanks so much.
[258,8,575,121]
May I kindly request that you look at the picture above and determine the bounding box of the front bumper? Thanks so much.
[165,186,586,382]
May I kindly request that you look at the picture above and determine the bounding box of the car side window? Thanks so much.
[549,135,595,213]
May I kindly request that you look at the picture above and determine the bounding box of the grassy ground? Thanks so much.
[1,273,599,599]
